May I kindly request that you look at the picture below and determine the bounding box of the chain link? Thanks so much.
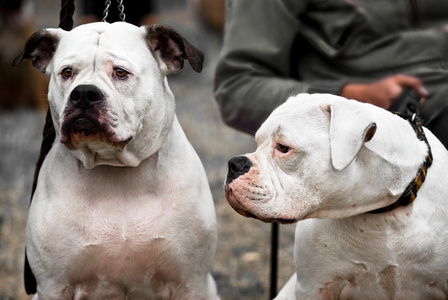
[102,0,111,22]
[117,0,126,22]
[102,0,126,22]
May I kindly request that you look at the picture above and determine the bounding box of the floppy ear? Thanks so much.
[145,24,204,74]
[12,28,63,73]
[329,102,377,170]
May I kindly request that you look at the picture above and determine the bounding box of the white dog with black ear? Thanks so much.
[14,22,218,299]
[225,93,448,299]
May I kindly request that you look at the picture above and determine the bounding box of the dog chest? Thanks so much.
[26,158,216,296]
[27,190,215,296]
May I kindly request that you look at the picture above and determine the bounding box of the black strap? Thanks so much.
[269,222,279,298]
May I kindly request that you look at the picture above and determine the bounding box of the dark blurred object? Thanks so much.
[388,86,448,149]
[0,0,22,10]
[0,0,49,110]
[79,0,157,25]
[421,86,448,147]
[389,88,422,115]
[198,0,224,33]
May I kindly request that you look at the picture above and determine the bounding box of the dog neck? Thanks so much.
[368,113,433,214]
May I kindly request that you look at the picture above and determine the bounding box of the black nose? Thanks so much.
[226,156,253,184]
[69,84,105,107]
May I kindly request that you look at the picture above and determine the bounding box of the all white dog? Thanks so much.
[225,93,448,299]
[14,22,218,299]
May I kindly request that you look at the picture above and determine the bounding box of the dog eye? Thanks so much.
[275,142,291,154]
[61,68,73,79]
[114,68,128,79]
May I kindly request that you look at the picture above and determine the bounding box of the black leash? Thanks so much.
[269,222,279,299]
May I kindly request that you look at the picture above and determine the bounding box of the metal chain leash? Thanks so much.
[117,0,126,22]
[102,0,126,22]
[102,0,111,22]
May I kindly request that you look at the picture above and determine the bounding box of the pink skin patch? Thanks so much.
[224,162,297,224]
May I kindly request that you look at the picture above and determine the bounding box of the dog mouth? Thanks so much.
[225,186,260,219]
[224,185,297,224]
[69,116,102,136]
[60,113,132,150]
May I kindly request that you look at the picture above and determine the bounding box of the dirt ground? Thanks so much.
[0,1,296,299]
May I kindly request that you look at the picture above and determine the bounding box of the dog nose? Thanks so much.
[69,84,104,107]
[226,156,253,184]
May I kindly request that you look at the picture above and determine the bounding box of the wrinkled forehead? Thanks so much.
[255,95,336,144]
[255,99,307,141]
[54,22,147,63]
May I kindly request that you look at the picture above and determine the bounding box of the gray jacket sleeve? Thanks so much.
[213,0,344,135]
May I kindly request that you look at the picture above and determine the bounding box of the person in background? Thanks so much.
[214,0,448,147]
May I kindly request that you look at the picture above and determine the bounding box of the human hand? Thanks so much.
[340,75,428,109]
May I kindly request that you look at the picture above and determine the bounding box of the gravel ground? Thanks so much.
[0,1,296,299]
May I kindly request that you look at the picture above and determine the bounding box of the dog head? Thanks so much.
[224,94,429,223]
[14,22,203,168]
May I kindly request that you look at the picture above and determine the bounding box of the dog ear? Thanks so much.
[145,24,204,74]
[329,102,377,170]
[12,29,63,73]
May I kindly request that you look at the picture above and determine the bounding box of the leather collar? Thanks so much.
[368,113,433,214]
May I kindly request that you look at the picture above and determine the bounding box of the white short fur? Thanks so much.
[18,22,218,299]
[225,93,448,299]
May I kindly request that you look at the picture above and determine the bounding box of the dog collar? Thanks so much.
[368,113,433,214]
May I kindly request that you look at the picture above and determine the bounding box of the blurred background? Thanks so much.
[0,0,296,299]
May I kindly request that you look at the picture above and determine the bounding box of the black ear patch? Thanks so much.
[145,25,204,73]
[12,29,60,73]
